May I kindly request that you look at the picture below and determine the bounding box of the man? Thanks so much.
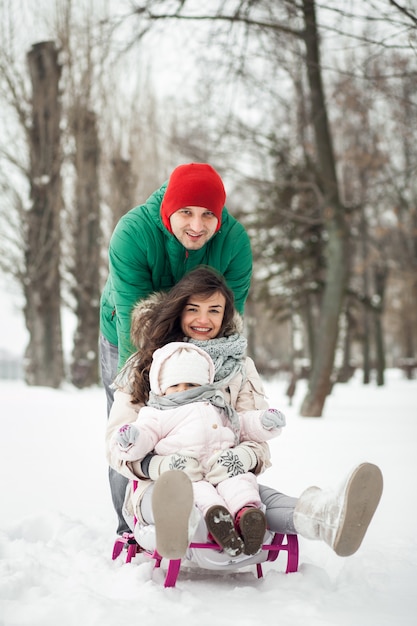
[99,162,253,534]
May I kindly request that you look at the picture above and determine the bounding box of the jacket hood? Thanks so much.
[149,341,215,395]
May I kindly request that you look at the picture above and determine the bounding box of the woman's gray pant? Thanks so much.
[258,485,297,534]
[99,334,298,536]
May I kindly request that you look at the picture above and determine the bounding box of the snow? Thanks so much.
[1,370,416,626]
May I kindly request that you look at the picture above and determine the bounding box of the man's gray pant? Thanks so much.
[99,334,130,535]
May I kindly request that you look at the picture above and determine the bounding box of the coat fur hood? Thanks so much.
[130,291,244,350]
[130,292,166,349]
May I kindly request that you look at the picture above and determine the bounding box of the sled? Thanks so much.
[112,474,299,587]
[112,526,299,587]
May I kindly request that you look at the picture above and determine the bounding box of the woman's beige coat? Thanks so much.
[104,295,271,524]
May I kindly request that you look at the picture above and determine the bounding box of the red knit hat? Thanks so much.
[161,163,226,233]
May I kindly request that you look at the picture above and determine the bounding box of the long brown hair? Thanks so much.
[130,266,236,404]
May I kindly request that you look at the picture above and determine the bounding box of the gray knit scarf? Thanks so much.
[185,333,247,384]
[147,384,241,443]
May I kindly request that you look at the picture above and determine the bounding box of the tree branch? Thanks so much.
[388,0,417,26]
[132,4,304,38]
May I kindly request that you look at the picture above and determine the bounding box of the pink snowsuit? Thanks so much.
[113,343,282,517]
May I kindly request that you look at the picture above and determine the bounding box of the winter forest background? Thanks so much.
[0,0,416,417]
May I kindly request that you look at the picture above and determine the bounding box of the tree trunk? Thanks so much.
[300,0,349,416]
[303,292,316,371]
[374,264,387,386]
[110,156,136,227]
[360,206,371,384]
[244,295,257,362]
[363,306,371,384]
[70,107,101,388]
[24,41,64,388]
[338,308,354,383]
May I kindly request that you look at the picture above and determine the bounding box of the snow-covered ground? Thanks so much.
[1,369,416,626]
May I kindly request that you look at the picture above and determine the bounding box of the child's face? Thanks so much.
[164,382,201,395]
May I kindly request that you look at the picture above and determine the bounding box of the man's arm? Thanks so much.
[222,220,253,314]
[108,216,156,369]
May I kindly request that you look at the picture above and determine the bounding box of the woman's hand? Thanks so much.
[205,444,257,484]
[148,453,204,482]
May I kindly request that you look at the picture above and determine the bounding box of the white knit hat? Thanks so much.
[150,342,215,395]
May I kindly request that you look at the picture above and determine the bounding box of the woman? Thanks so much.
[105,267,383,561]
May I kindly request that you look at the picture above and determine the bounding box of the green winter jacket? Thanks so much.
[100,182,253,370]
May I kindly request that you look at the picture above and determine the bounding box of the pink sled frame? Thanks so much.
[112,529,299,588]
[112,479,298,587]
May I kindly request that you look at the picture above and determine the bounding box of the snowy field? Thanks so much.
[0,369,416,626]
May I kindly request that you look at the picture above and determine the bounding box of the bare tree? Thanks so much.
[298,0,349,415]
[0,0,168,388]
[25,41,64,387]
[69,106,101,387]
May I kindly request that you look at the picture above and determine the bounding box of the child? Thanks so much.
[112,342,285,557]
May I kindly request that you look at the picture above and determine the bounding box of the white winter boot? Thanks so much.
[293,462,383,556]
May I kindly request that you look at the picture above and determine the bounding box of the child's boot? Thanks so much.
[235,507,267,555]
[205,505,244,557]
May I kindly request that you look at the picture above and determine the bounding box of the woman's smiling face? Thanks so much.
[180,291,226,340]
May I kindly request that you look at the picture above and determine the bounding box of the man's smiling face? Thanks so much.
[169,206,218,250]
